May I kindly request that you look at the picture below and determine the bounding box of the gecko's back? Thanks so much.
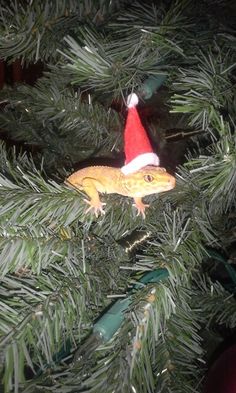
[65,166,122,193]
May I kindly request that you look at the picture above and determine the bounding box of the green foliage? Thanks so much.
[0,269,96,392]
[171,47,236,130]
[0,142,141,392]
[59,1,190,96]
[110,0,191,56]
[59,27,160,96]
[0,77,122,170]
[193,276,236,329]
[0,0,125,63]
[177,117,236,215]
[0,146,136,392]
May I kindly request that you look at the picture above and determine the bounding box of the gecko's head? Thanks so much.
[123,166,176,197]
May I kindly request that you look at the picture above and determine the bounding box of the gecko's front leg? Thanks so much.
[133,197,149,219]
[82,178,106,217]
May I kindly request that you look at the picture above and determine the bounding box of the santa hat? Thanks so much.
[121,93,160,175]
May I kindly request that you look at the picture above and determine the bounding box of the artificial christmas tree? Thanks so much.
[0,1,236,393]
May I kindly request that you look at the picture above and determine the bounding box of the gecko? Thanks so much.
[65,165,176,218]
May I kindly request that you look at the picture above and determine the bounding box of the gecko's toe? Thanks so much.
[136,208,146,219]
[84,199,106,217]
[132,202,149,219]
[95,204,106,216]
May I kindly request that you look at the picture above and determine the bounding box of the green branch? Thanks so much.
[171,47,236,130]
[0,269,100,392]
[0,80,122,170]
[0,0,124,63]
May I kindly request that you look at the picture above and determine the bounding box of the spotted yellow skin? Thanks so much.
[65,165,175,218]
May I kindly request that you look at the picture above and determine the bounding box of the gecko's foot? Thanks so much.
[84,199,106,217]
[133,201,149,219]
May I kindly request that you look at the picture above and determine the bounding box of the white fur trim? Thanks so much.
[121,152,160,175]
[127,93,139,108]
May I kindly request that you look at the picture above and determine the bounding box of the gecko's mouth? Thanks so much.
[163,177,176,191]
[162,176,176,190]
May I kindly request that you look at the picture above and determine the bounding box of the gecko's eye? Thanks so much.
[144,174,154,182]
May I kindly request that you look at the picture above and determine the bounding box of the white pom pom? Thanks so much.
[127,93,139,108]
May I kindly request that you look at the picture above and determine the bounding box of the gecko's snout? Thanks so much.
[167,175,176,189]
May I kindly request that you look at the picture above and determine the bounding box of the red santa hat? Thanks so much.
[121,93,160,175]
